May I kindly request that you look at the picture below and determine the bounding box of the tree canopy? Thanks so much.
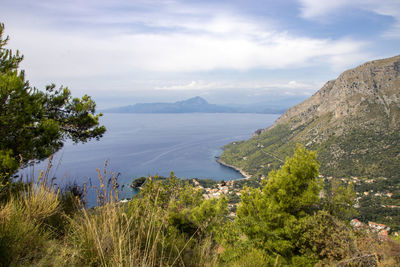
[217,145,361,265]
[0,23,105,180]
[235,145,321,260]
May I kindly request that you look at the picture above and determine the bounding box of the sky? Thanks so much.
[1,0,399,108]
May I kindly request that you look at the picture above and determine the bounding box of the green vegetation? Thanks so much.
[221,127,400,229]
[217,146,399,266]
[316,128,400,179]
[354,176,400,231]
[221,120,400,181]
[2,23,400,265]
[219,145,354,266]
[0,23,105,196]
[130,177,149,188]
[194,178,220,188]
[235,145,322,265]
[220,123,294,177]
[2,146,400,265]
[0,170,228,266]
[220,111,400,231]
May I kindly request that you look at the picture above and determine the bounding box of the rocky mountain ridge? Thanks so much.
[220,55,400,179]
[275,55,400,132]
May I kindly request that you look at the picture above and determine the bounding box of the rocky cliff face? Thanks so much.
[276,55,400,132]
[220,55,400,179]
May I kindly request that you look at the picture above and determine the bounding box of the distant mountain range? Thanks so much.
[104,96,233,113]
[103,96,288,114]
[220,55,400,180]
[102,96,293,114]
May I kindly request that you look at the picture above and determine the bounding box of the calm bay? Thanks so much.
[21,113,279,205]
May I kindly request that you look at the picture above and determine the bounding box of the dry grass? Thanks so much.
[0,181,56,266]
[65,169,216,266]
[19,171,60,223]
[3,161,400,266]
[0,163,223,266]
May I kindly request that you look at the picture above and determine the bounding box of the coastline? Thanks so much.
[216,158,252,179]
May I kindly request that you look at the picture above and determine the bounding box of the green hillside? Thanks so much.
[220,55,400,180]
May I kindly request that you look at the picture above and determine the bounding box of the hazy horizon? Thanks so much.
[1,0,399,108]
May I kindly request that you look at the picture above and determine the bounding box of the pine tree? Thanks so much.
[236,144,321,263]
[0,23,105,184]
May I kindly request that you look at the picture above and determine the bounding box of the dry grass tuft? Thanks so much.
[19,171,60,223]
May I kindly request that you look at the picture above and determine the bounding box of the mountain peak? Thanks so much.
[104,96,237,113]
[275,54,400,128]
[178,96,208,105]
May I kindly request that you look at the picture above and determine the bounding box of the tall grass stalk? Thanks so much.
[20,170,60,223]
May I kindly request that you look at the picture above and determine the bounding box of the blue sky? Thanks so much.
[1,0,399,108]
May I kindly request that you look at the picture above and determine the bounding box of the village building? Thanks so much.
[368,221,390,232]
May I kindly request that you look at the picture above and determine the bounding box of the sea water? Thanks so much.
[20,113,279,205]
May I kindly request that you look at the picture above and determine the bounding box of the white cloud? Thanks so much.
[154,80,321,94]
[2,0,370,93]
[9,23,367,79]
[299,0,350,19]
[298,0,400,38]
[155,81,206,91]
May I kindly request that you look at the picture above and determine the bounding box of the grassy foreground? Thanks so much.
[0,169,226,266]
[1,147,400,266]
